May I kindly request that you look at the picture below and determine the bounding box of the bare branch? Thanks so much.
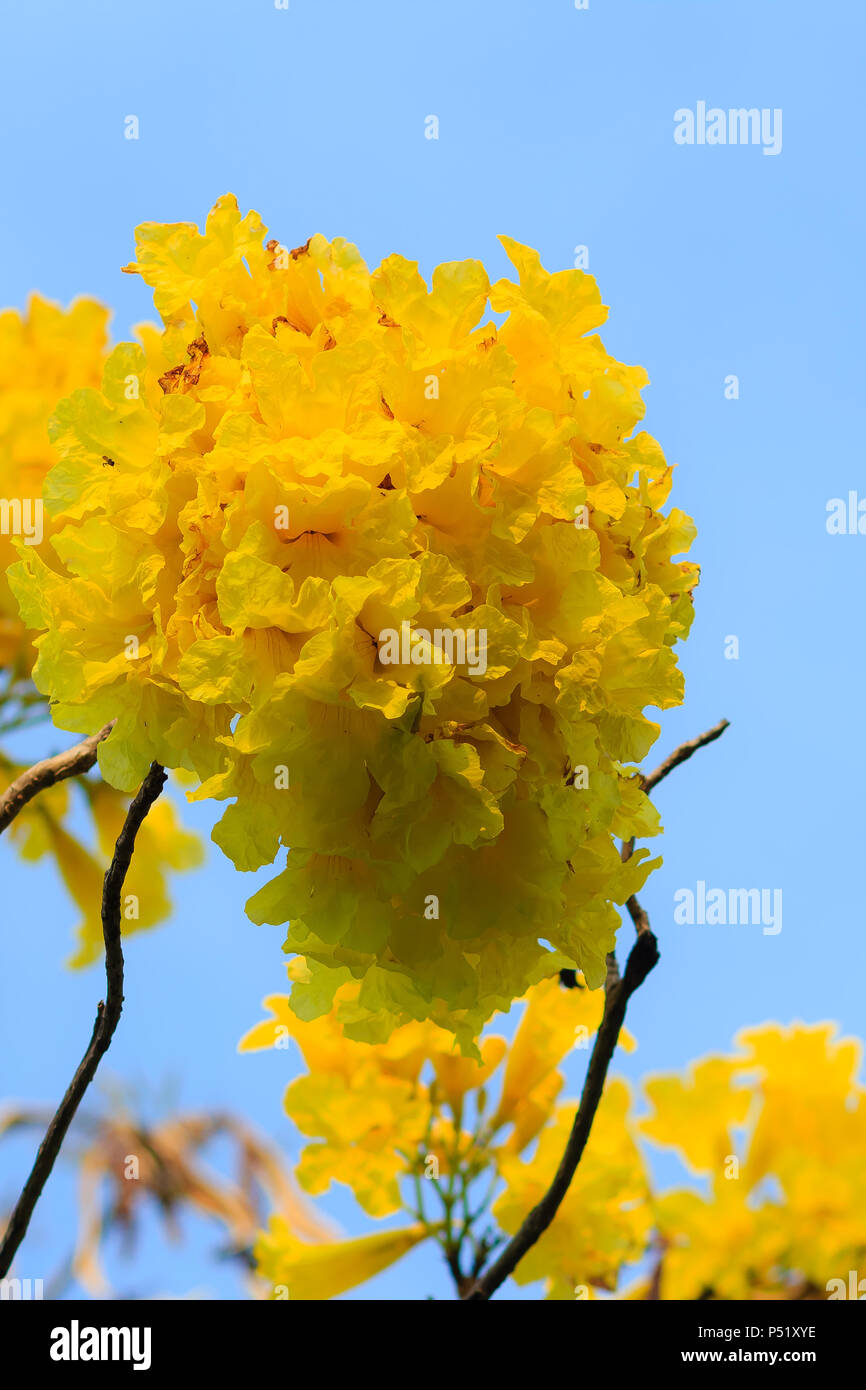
[0,722,115,836]
[641,717,730,796]
[622,717,729,868]
[0,761,166,1278]
[464,929,659,1300]
[624,893,652,936]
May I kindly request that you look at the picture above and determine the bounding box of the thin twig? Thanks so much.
[0,722,115,836]
[621,718,729,866]
[0,761,166,1278]
[641,717,729,796]
[464,929,659,1300]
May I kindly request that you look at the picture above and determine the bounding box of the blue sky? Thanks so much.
[0,0,863,1299]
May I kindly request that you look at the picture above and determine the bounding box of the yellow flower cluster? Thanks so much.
[0,296,201,960]
[12,195,697,1042]
[245,986,866,1300]
[243,970,645,1298]
[241,962,564,1220]
[641,1022,866,1300]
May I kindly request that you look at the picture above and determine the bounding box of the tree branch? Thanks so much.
[0,761,166,1278]
[621,717,729,869]
[0,722,115,836]
[624,893,652,936]
[465,929,659,1300]
[641,717,730,796]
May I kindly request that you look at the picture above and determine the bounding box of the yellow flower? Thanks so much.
[254,1216,429,1301]
[0,295,107,672]
[13,195,697,1044]
[240,976,439,1217]
[639,1056,751,1176]
[0,757,203,965]
[652,1186,789,1300]
[737,1021,863,1185]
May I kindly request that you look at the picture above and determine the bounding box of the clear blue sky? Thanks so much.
[1,0,862,1300]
